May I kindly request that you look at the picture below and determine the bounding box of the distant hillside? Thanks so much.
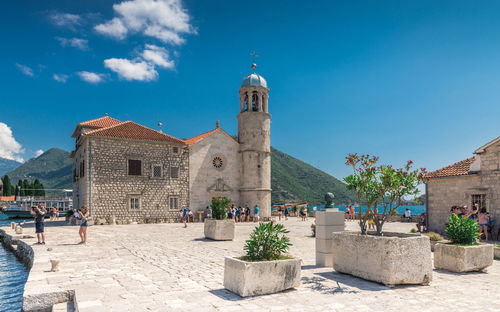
[0,158,21,177]
[5,148,72,191]
[4,146,355,205]
[271,147,355,205]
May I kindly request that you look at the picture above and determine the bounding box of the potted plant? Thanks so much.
[330,154,432,286]
[434,214,493,272]
[224,222,301,297]
[422,232,447,252]
[204,197,234,241]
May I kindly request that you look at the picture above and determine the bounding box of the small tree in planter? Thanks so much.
[204,197,234,241]
[344,154,427,235]
[434,214,493,272]
[224,222,301,297]
[332,154,432,286]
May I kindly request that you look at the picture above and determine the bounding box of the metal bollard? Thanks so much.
[50,259,60,272]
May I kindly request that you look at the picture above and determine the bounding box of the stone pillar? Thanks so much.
[315,211,345,267]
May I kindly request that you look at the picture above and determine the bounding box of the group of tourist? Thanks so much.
[451,203,494,241]
[226,204,260,222]
[30,204,89,245]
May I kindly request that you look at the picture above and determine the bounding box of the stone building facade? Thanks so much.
[72,65,272,222]
[426,136,500,234]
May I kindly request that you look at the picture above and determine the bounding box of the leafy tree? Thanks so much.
[344,154,427,235]
[33,179,45,196]
[210,197,231,220]
[1,175,15,196]
[244,222,292,261]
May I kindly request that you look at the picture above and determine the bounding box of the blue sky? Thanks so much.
[0,0,499,181]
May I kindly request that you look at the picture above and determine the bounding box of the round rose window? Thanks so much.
[213,156,224,169]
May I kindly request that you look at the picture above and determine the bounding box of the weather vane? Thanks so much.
[250,51,259,71]
[158,122,163,133]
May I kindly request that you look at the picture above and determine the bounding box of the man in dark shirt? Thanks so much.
[31,204,47,244]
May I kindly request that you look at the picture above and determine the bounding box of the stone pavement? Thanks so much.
[6,219,500,312]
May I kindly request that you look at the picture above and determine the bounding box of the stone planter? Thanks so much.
[494,246,500,260]
[430,240,450,252]
[204,219,235,241]
[331,231,432,286]
[223,256,301,297]
[434,243,493,272]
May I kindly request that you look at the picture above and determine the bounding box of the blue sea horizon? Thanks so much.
[311,204,426,215]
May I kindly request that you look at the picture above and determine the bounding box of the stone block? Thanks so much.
[316,251,333,267]
[315,238,333,254]
[331,231,432,286]
[315,211,344,226]
[204,219,235,241]
[494,247,500,259]
[223,256,301,297]
[434,243,493,272]
[315,225,345,239]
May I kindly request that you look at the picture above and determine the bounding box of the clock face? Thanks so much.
[212,156,224,169]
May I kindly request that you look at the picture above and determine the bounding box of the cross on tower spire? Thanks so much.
[250,51,259,72]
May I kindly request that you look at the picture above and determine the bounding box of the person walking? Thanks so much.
[278,207,283,221]
[31,204,47,245]
[182,206,189,228]
[254,205,260,222]
[78,206,89,244]
[283,206,289,220]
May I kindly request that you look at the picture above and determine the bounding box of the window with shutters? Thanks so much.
[152,165,162,178]
[169,197,179,210]
[130,197,140,210]
[128,159,142,176]
[170,166,179,179]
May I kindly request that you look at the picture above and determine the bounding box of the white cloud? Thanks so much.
[16,63,34,77]
[95,18,128,40]
[77,71,105,84]
[94,0,194,45]
[104,58,158,81]
[34,150,44,157]
[53,73,69,83]
[141,44,174,69]
[0,123,24,162]
[49,12,82,29]
[56,37,89,50]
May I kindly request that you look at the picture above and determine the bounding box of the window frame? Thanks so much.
[151,164,163,178]
[471,194,487,210]
[172,146,180,154]
[127,159,142,176]
[169,196,179,211]
[129,197,140,210]
[170,166,180,179]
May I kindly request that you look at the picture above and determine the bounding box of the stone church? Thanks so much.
[71,65,271,223]
[426,136,500,233]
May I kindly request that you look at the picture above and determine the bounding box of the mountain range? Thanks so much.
[0,158,22,177]
[3,147,355,205]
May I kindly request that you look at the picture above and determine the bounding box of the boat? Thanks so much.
[0,206,34,219]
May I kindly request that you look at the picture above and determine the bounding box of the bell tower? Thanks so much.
[238,63,271,219]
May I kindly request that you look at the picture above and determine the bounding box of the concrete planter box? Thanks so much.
[204,219,235,241]
[223,256,301,297]
[434,243,493,272]
[494,247,500,260]
[331,231,432,286]
[430,240,450,252]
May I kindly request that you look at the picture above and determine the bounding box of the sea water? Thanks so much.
[0,213,29,312]
[312,204,426,215]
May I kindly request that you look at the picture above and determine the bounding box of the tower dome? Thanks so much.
[241,73,267,88]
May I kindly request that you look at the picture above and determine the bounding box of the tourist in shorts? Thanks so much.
[278,207,283,221]
[477,208,490,241]
[254,205,260,222]
[283,207,289,220]
[78,206,89,244]
[182,206,189,228]
[31,204,47,245]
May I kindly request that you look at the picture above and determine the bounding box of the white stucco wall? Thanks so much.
[188,130,241,211]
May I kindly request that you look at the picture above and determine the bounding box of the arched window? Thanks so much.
[252,92,259,111]
[243,94,249,112]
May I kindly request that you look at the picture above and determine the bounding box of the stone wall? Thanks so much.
[189,130,241,211]
[427,143,500,234]
[85,137,189,223]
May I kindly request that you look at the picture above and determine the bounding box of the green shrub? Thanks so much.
[410,228,417,233]
[423,232,444,241]
[243,222,292,261]
[445,214,479,245]
[210,197,230,220]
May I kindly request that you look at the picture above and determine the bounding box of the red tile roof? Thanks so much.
[425,157,476,179]
[185,128,220,146]
[79,116,122,128]
[85,121,185,144]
